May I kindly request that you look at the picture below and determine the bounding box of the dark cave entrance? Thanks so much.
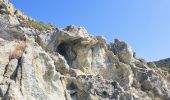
[57,41,77,66]
[57,42,68,60]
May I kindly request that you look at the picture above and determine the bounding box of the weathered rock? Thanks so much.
[50,52,70,75]
[3,59,18,78]
[109,39,134,64]
[20,40,67,100]
[3,82,24,100]
[0,0,169,100]
[66,75,124,100]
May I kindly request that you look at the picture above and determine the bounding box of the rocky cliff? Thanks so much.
[0,0,170,100]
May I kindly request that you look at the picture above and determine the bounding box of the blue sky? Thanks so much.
[11,0,170,61]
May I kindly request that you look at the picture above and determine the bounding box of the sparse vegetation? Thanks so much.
[160,67,170,72]
[154,58,170,72]
[23,20,53,30]
[9,41,27,60]
[146,90,154,99]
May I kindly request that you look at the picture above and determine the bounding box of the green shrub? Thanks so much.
[161,67,170,72]
[24,21,53,30]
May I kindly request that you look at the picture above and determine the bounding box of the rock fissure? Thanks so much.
[2,83,11,100]
[17,57,23,96]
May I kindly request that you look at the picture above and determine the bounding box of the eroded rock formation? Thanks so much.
[0,0,170,100]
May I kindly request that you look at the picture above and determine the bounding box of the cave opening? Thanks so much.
[57,42,68,59]
[57,41,77,66]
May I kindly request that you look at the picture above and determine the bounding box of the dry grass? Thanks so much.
[9,41,27,60]
[23,20,54,30]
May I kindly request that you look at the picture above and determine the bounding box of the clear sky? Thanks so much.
[11,0,170,61]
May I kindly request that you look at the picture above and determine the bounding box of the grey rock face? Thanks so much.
[66,75,124,100]
[0,0,170,100]
[109,39,134,64]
